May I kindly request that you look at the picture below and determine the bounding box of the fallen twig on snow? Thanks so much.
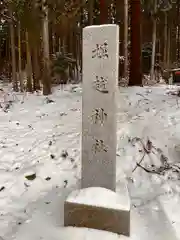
[132,152,146,173]
[136,156,180,176]
[136,162,173,175]
[136,93,149,101]
[136,163,163,175]
[130,137,152,154]
[131,137,153,172]
[130,137,180,176]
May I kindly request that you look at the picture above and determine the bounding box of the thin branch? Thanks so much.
[132,151,146,172]
[132,137,153,173]
[136,163,162,175]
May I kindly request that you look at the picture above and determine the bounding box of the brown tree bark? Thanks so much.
[32,46,41,91]
[88,0,94,25]
[42,2,51,95]
[150,0,157,81]
[176,0,180,61]
[129,0,142,86]
[163,11,168,67]
[100,0,108,24]
[9,13,18,91]
[124,0,128,79]
[18,22,24,92]
[25,30,33,92]
[167,23,171,68]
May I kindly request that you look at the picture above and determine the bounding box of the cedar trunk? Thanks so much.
[129,0,142,86]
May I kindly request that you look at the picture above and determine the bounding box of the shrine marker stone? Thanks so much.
[81,24,119,191]
[64,25,130,237]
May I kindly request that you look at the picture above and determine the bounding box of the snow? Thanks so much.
[66,186,130,210]
[0,83,180,239]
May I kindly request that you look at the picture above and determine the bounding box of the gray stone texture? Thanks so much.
[64,187,130,236]
[81,24,119,191]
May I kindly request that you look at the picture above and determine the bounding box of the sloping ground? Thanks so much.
[0,84,180,240]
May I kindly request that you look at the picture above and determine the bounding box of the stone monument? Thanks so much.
[64,24,130,237]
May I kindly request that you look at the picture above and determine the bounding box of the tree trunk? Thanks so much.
[18,22,24,92]
[9,17,18,91]
[49,22,54,55]
[32,46,41,91]
[150,0,157,81]
[52,25,56,54]
[88,0,94,25]
[25,30,33,92]
[163,11,168,68]
[124,0,128,79]
[42,2,51,95]
[167,23,171,67]
[100,0,108,24]
[176,0,180,61]
[129,0,142,86]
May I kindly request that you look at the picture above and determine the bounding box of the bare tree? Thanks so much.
[129,0,142,86]
[124,0,128,79]
[150,0,157,81]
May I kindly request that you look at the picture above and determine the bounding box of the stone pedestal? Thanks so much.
[64,186,130,236]
[64,24,131,237]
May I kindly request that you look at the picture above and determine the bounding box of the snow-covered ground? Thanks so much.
[0,83,180,240]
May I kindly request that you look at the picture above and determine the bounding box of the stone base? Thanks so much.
[64,186,130,236]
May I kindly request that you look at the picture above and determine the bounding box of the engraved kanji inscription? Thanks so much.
[92,139,108,154]
[93,76,109,93]
[92,41,108,59]
[91,108,107,125]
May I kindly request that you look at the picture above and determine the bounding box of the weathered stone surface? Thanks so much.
[81,24,119,191]
[64,24,131,237]
[64,187,130,236]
